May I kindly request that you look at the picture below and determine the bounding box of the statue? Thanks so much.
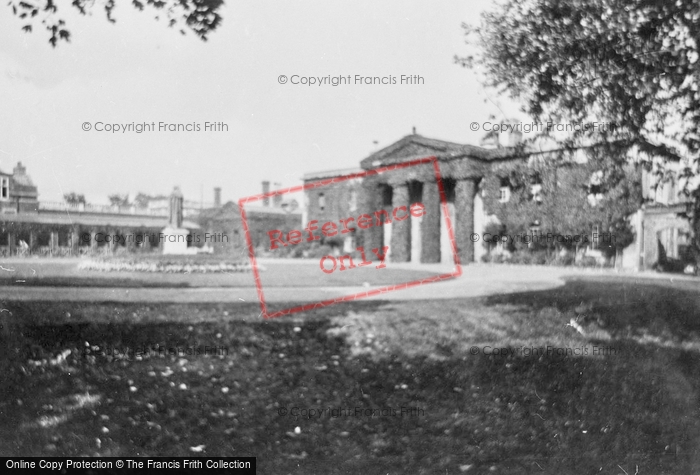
[162,186,194,255]
[169,187,184,229]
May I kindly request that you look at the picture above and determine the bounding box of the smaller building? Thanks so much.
[0,163,200,257]
[0,162,39,214]
[302,168,363,253]
[198,181,302,256]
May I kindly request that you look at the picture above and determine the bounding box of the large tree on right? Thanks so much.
[460,0,700,256]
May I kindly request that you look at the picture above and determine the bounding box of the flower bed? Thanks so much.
[78,257,259,274]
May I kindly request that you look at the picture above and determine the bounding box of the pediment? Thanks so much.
[380,142,444,160]
[361,137,453,168]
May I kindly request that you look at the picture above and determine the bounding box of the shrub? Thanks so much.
[577,256,598,267]
[303,244,334,259]
[484,249,577,266]
[551,253,576,266]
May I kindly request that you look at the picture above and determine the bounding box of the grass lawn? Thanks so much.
[1,275,699,474]
[0,259,441,288]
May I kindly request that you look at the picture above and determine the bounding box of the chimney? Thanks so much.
[213,187,221,207]
[262,181,270,206]
[501,119,522,148]
[272,182,282,207]
[479,132,500,149]
[13,161,26,175]
[506,129,523,147]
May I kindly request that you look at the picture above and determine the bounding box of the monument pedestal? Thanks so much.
[161,227,195,255]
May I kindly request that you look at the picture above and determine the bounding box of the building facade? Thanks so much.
[0,163,200,257]
[0,162,303,259]
[198,182,302,255]
[302,133,695,270]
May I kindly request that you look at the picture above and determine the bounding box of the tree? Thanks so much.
[133,192,167,209]
[108,193,130,208]
[459,0,700,257]
[8,0,224,47]
[63,192,86,205]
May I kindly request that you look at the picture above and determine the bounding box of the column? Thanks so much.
[111,228,120,254]
[455,179,476,264]
[126,228,136,252]
[71,226,80,255]
[142,230,152,252]
[90,229,98,251]
[29,230,36,253]
[50,231,59,255]
[8,232,15,256]
[421,180,441,263]
[360,179,383,252]
[389,183,411,262]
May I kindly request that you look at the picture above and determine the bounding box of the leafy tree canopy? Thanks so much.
[460,0,700,252]
[8,0,224,47]
[133,192,167,209]
[459,0,699,180]
[63,192,86,205]
[108,193,130,207]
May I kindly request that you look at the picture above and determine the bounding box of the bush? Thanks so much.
[507,250,548,265]
[482,249,580,267]
[551,253,576,266]
[303,244,334,259]
[577,256,598,267]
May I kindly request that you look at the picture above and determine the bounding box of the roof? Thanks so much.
[0,210,200,229]
[358,134,520,168]
[303,167,363,181]
[12,174,35,187]
[199,201,302,221]
[243,204,302,215]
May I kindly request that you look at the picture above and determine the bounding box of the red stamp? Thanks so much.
[238,156,461,319]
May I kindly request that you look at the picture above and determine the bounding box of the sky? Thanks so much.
[0,0,522,206]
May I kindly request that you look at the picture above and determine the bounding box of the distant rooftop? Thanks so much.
[302,167,364,182]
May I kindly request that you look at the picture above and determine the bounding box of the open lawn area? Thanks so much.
[1,274,700,474]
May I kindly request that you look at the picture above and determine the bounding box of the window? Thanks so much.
[0,177,8,200]
[499,177,511,203]
[499,187,510,203]
[348,190,357,212]
[529,173,543,202]
[587,170,604,206]
[318,193,326,211]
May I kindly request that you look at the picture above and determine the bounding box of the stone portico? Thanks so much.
[304,134,516,265]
